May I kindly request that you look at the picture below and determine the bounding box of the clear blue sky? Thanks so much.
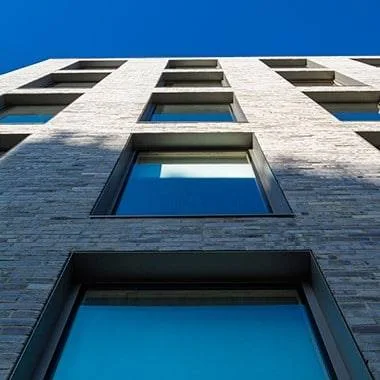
[1,0,379,74]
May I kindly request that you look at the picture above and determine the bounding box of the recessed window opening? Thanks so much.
[166,59,219,69]
[114,151,270,216]
[323,103,380,122]
[60,60,126,71]
[21,72,109,89]
[353,58,380,68]
[50,287,333,380]
[276,70,364,87]
[91,133,292,217]
[261,58,324,69]
[356,132,380,150]
[0,134,29,157]
[0,105,65,124]
[157,71,229,88]
[0,93,82,124]
[140,93,246,123]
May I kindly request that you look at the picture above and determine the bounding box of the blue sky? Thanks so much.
[1,0,379,74]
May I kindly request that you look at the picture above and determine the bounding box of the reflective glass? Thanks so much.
[114,152,270,216]
[150,104,235,122]
[333,110,380,121]
[0,114,53,124]
[52,289,332,380]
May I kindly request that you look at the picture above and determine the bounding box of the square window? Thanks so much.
[115,151,269,216]
[51,288,332,380]
[140,92,246,123]
[91,133,292,217]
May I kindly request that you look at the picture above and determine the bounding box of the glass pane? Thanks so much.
[150,104,235,122]
[0,114,53,124]
[0,105,63,124]
[333,110,380,121]
[51,289,332,380]
[114,152,270,216]
[164,81,222,87]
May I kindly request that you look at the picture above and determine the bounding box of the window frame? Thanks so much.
[9,250,373,380]
[90,132,293,218]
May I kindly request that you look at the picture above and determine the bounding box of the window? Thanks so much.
[11,251,372,380]
[166,59,219,69]
[276,70,365,87]
[0,105,64,124]
[261,58,324,69]
[353,58,380,68]
[21,72,110,89]
[156,71,228,88]
[0,93,82,124]
[150,104,235,122]
[60,59,126,71]
[91,133,292,217]
[356,132,380,150]
[51,288,332,380]
[303,90,380,122]
[115,151,269,216]
[0,134,28,158]
[326,103,380,121]
[140,92,246,123]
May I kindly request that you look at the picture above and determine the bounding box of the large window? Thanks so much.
[325,103,380,121]
[91,133,292,217]
[11,251,372,379]
[51,288,332,380]
[115,151,269,216]
[156,71,228,88]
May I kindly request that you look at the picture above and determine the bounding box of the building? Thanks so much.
[0,57,379,379]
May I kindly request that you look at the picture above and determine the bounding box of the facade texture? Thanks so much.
[0,57,379,378]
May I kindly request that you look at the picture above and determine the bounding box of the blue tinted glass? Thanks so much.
[150,104,235,122]
[114,152,270,216]
[333,111,380,121]
[0,114,53,124]
[52,293,331,380]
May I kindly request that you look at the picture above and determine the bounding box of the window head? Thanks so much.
[139,93,246,123]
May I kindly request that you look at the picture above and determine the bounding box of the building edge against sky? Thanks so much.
[0,56,379,379]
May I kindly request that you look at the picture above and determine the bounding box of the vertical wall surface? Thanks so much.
[0,57,379,378]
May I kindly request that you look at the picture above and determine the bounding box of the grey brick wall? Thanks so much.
[0,57,379,379]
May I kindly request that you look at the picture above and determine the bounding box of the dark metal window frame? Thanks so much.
[165,59,220,69]
[138,92,247,123]
[9,250,373,380]
[90,132,293,217]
